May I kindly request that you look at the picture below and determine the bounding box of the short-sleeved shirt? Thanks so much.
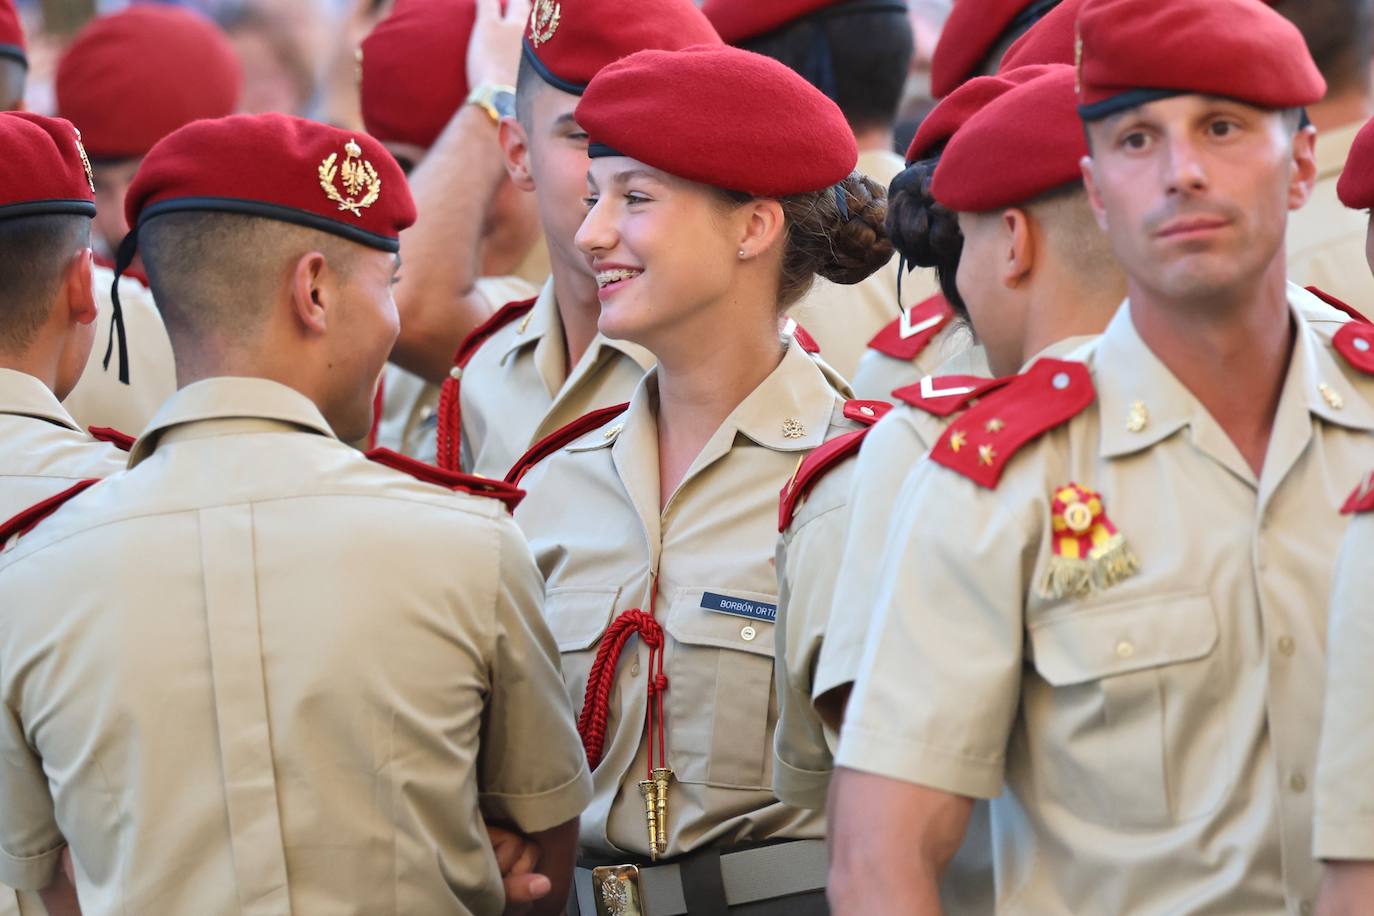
[0,377,592,915]
[514,342,848,858]
[1315,497,1374,860]
[460,277,654,478]
[374,274,541,461]
[62,266,176,436]
[838,289,1374,914]
[1287,121,1374,309]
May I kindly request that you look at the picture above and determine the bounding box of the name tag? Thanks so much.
[701,592,777,623]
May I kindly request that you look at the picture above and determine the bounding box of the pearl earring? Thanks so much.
[738,249,746,259]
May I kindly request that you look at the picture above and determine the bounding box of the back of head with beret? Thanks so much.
[0,0,25,67]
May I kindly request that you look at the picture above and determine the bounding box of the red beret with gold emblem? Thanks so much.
[1338,117,1374,210]
[360,0,476,150]
[933,66,1087,212]
[523,0,721,94]
[0,0,25,67]
[577,45,856,197]
[1076,0,1324,121]
[0,112,95,220]
[700,0,907,46]
[930,0,1056,98]
[56,5,241,161]
[906,63,1054,163]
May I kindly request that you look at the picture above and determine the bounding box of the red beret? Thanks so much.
[1337,117,1374,210]
[701,0,907,46]
[56,5,241,161]
[1076,0,1325,120]
[0,112,95,220]
[998,0,1080,71]
[930,0,1052,99]
[0,0,24,67]
[523,0,721,94]
[906,63,1054,162]
[578,46,856,198]
[933,65,1087,212]
[360,0,476,150]
[125,114,415,252]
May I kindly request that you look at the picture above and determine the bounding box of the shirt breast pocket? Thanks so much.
[663,587,778,790]
[543,585,621,717]
[1025,590,1231,829]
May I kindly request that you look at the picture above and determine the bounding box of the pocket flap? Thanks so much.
[544,585,620,652]
[1029,592,1218,686]
[664,587,777,658]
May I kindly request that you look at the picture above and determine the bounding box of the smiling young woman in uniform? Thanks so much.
[506,44,892,915]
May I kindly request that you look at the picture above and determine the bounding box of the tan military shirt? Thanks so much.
[0,377,592,915]
[375,274,541,461]
[1314,501,1374,860]
[62,265,176,436]
[461,277,654,478]
[850,300,972,400]
[1288,121,1374,309]
[838,289,1374,914]
[514,342,849,858]
[786,148,936,381]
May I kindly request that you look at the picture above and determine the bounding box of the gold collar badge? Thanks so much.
[73,128,94,194]
[529,0,561,47]
[319,139,381,218]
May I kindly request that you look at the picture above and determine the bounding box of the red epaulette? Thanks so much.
[1334,320,1374,375]
[931,358,1094,489]
[866,294,955,361]
[505,402,631,487]
[435,296,540,472]
[1342,470,1374,514]
[1308,286,1372,324]
[778,400,892,531]
[892,373,1008,417]
[366,447,525,513]
[0,478,100,546]
[782,318,821,354]
[87,425,135,452]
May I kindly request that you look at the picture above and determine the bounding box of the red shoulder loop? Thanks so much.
[1334,321,1374,375]
[930,358,1094,489]
[843,399,892,426]
[1342,470,1374,514]
[866,294,955,360]
[504,402,631,487]
[1308,286,1372,324]
[0,478,101,546]
[365,448,525,513]
[778,427,871,532]
[783,318,820,354]
[436,296,541,471]
[892,373,1008,418]
[87,425,135,452]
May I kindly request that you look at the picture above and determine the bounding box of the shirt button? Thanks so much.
[419,406,434,422]
[1290,773,1307,793]
[630,661,640,677]
[1277,636,1296,657]
[1115,640,1135,660]
[741,625,757,642]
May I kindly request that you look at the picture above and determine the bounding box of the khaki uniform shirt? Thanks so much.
[786,148,934,381]
[62,266,176,436]
[1288,121,1374,309]
[0,378,592,915]
[850,305,973,401]
[1315,503,1374,859]
[514,343,847,858]
[838,289,1374,915]
[375,274,541,461]
[461,277,654,478]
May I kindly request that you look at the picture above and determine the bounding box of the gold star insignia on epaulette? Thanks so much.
[985,418,1005,433]
[949,430,967,452]
[978,444,997,466]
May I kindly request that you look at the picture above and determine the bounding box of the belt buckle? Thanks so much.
[591,864,644,916]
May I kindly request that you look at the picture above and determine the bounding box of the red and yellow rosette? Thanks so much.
[1039,483,1140,599]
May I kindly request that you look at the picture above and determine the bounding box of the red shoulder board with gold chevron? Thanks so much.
[866,294,955,361]
[0,478,101,546]
[366,447,525,513]
[1342,470,1374,514]
[778,400,892,531]
[891,374,1008,418]
[504,402,631,487]
[88,426,135,452]
[1308,286,1372,324]
[931,358,1094,489]
[1334,321,1374,375]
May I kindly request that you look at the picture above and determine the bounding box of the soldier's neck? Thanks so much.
[550,256,602,380]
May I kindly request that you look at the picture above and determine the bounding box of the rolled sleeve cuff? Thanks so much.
[481,764,594,835]
[834,724,1004,800]
[773,750,833,811]
[0,843,63,892]
[1315,815,1374,861]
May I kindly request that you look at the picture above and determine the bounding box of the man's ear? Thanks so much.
[1080,154,1109,232]
[737,199,786,260]
[499,117,536,192]
[63,248,97,326]
[1001,208,1035,290]
[290,251,332,335]
[1287,124,1319,212]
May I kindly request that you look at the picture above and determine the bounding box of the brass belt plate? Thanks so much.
[591,865,643,916]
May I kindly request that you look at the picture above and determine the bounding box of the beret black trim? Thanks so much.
[136,196,402,252]
[587,142,625,159]
[521,39,588,96]
[0,199,96,221]
[0,43,25,66]
[1078,87,1183,122]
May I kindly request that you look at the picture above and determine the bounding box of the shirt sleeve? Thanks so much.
[477,516,593,834]
[835,456,1036,800]
[0,699,63,891]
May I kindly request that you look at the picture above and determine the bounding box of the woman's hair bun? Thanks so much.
[885,155,962,271]
[818,173,895,286]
